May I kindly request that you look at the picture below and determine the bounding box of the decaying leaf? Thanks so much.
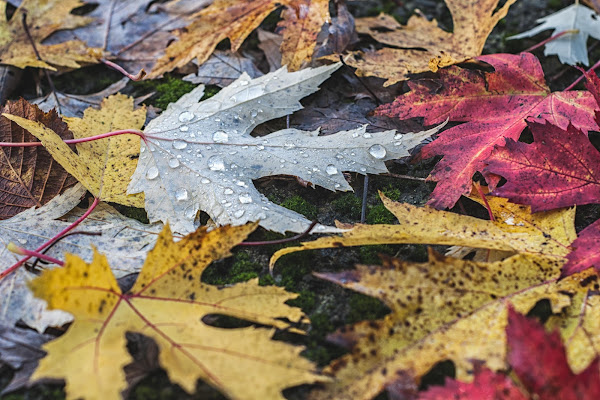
[336,0,515,86]
[5,95,146,207]
[270,192,576,270]
[30,223,323,400]
[0,99,77,219]
[376,52,598,209]
[509,4,600,66]
[0,184,161,331]
[182,51,263,87]
[308,250,600,400]
[485,120,600,212]
[563,218,600,277]
[129,64,443,234]
[0,0,102,70]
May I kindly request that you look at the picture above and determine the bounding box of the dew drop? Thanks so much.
[18,238,27,245]
[184,207,196,219]
[360,167,367,172]
[251,110,258,118]
[326,165,338,175]
[208,156,225,171]
[363,132,372,139]
[179,125,189,132]
[173,140,188,150]
[239,193,253,204]
[168,158,180,168]
[178,111,194,122]
[201,178,211,184]
[257,145,265,150]
[212,131,229,143]
[394,133,403,140]
[146,167,159,180]
[239,79,249,86]
[224,188,234,195]
[234,209,245,218]
[175,188,188,201]
[368,144,387,159]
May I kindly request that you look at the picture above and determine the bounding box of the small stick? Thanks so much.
[360,174,369,223]
[102,59,146,81]
[240,221,318,246]
[383,172,428,182]
[523,29,579,53]
[474,183,495,222]
[8,243,64,266]
[564,58,600,91]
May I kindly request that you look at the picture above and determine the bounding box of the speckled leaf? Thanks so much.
[334,0,516,86]
[308,250,598,400]
[485,121,600,211]
[563,218,600,277]
[509,4,600,66]
[0,185,161,331]
[29,224,323,400]
[376,52,598,209]
[270,192,576,270]
[0,99,77,219]
[129,64,442,234]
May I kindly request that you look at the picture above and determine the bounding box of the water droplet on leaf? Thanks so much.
[368,144,387,159]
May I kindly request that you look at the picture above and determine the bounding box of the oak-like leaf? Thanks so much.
[30,223,323,400]
[129,64,442,234]
[376,52,598,209]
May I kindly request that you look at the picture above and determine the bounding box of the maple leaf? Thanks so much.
[506,307,600,400]
[0,185,161,331]
[29,223,323,400]
[0,0,103,70]
[563,218,600,277]
[183,51,263,87]
[307,249,600,400]
[270,192,576,270]
[0,99,77,219]
[149,0,330,78]
[128,64,442,234]
[334,0,515,86]
[376,52,598,209]
[5,95,146,207]
[509,4,600,66]
[484,121,600,211]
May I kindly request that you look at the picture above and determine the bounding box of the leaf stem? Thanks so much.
[240,221,318,246]
[523,29,579,53]
[0,129,146,147]
[0,197,99,280]
[474,183,495,222]
[101,59,146,81]
[8,244,64,266]
[565,58,600,91]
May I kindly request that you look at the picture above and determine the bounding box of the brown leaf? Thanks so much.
[0,99,77,219]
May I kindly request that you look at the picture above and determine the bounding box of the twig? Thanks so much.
[361,174,369,223]
[22,12,62,114]
[564,58,600,91]
[383,172,428,182]
[240,221,318,246]
[523,29,579,53]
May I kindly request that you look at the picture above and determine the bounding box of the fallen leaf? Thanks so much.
[336,0,515,86]
[30,223,323,400]
[313,1,357,59]
[5,95,146,207]
[509,4,600,66]
[376,52,598,209]
[149,0,330,78]
[0,0,102,70]
[563,218,600,277]
[182,50,263,87]
[129,64,443,234]
[418,365,526,400]
[270,192,576,270]
[507,307,600,400]
[308,250,597,400]
[0,324,51,394]
[278,0,330,70]
[43,0,212,73]
[258,28,283,71]
[0,184,161,331]
[0,99,77,219]
[485,121,600,212]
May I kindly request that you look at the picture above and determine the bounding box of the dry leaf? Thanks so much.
[5,95,146,207]
[0,0,102,70]
[30,223,323,400]
[336,0,516,86]
[129,64,443,234]
[182,51,263,87]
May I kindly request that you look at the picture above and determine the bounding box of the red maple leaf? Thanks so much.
[484,120,600,211]
[563,219,600,277]
[418,307,600,399]
[375,52,598,209]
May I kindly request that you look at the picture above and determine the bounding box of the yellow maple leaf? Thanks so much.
[148,0,330,78]
[334,0,516,86]
[0,0,103,70]
[3,95,145,206]
[270,193,576,270]
[29,223,323,400]
[308,250,599,400]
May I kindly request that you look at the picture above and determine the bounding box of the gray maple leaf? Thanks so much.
[128,63,442,234]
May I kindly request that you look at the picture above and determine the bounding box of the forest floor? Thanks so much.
[2,0,600,399]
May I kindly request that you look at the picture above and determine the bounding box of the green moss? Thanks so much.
[287,290,316,312]
[280,195,318,220]
[202,251,262,285]
[331,193,362,220]
[366,204,396,225]
[1,385,65,400]
[346,293,389,325]
[359,244,394,264]
[133,76,218,109]
[275,252,313,291]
